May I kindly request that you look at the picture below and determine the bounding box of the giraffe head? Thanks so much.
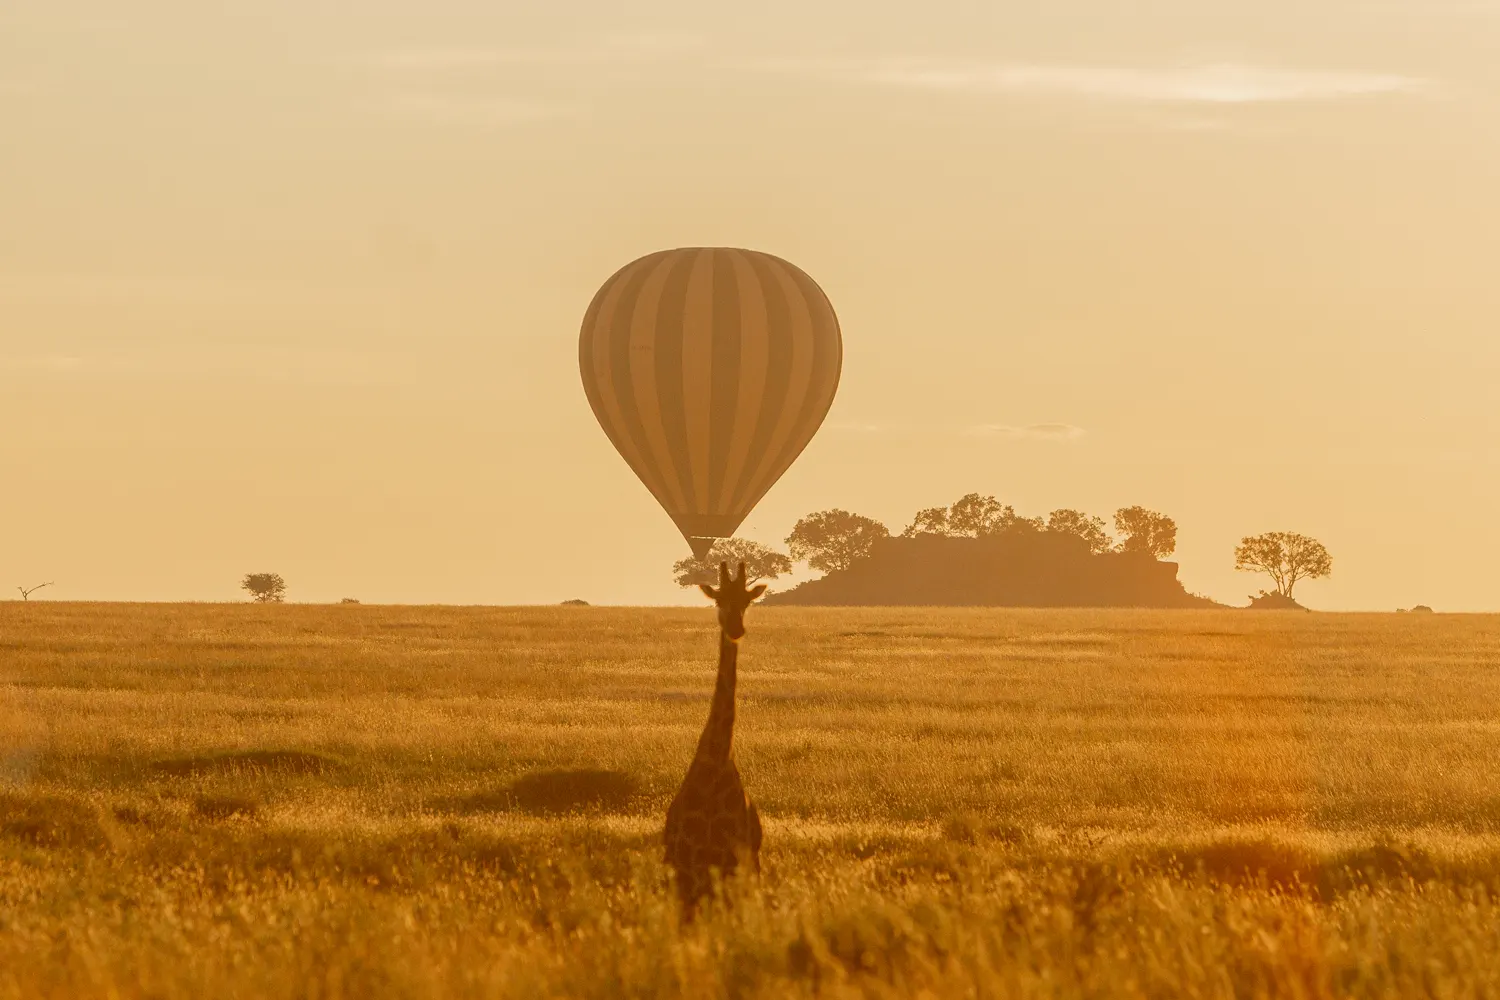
[699,561,767,642]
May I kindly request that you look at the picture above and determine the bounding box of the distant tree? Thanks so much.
[241,573,287,603]
[902,506,953,537]
[1234,532,1331,599]
[948,494,1015,536]
[1114,507,1177,559]
[673,539,793,588]
[786,509,890,574]
[1046,510,1114,554]
[903,494,1040,538]
[16,582,53,601]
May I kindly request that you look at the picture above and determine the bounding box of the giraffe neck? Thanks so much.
[693,630,738,763]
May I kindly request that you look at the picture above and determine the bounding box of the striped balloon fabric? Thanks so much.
[580,248,843,558]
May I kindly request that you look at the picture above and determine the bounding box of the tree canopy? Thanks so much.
[1046,510,1114,554]
[1114,507,1177,559]
[672,539,793,588]
[1234,532,1332,599]
[904,506,953,537]
[900,497,1178,559]
[902,494,1041,538]
[786,510,890,575]
[241,573,286,603]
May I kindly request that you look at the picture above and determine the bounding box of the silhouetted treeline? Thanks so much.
[672,494,1211,608]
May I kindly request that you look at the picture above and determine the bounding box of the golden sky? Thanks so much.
[2,1,1497,609]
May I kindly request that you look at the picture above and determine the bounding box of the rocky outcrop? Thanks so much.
[764,533,1219,608]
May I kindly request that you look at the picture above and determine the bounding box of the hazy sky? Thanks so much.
[3,1,1498,609]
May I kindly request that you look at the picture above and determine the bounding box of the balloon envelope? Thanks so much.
[579,248,842,558]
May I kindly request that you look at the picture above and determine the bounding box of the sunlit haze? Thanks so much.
[3,1,1497,608]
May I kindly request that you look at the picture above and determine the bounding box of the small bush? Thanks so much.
[431,770,641,817]
[0,793,110,850]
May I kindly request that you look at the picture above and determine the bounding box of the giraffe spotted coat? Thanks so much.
[663,564,765,915]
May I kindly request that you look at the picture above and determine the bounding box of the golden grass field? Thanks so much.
[3,602,1500,998]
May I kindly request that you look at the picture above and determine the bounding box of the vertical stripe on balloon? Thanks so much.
[584,256,664,508]
[717,250,771,513]
[681,251,714,514]
[734,252,797,515]
[734,259,820,519]
[628,254,689,514]
[706,252,741,514]
[790,262,842,450]
[603,259,652,500]
[652,252,694,513]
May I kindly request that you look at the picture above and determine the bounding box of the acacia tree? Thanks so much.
[241,573,287,603]
[16,582,53,601]
[902,506,953,537]
[948,494,1015,536]
[1046,510,1113,554]
[1114,507,1177,559]
[903,494,1040,537]
[672,539,792,588]
[786,509,890,574]
[1234,532,1332,598]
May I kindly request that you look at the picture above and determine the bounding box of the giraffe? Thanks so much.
[663,561,766,916]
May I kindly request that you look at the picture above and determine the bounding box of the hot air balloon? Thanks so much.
[580,248,842,559]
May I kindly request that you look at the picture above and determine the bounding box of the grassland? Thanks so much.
[2,602,1500,998]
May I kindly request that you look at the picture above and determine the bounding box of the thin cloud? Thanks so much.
[0,348,411,385]
[967,423,1087,441]
[372,48,578,70]
[371,33,705,72]
[387,95,573,127]
[832,421,1086,439]
[366,34,704,125]
[0,355,86,373]
[774,59,1432,105]
[1362,0,1499,11]
[602,31,707,54]
[1144,113,1238,133]
[0,272,258,304]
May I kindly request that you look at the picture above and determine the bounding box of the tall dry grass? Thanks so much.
[2,602,1499,997]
